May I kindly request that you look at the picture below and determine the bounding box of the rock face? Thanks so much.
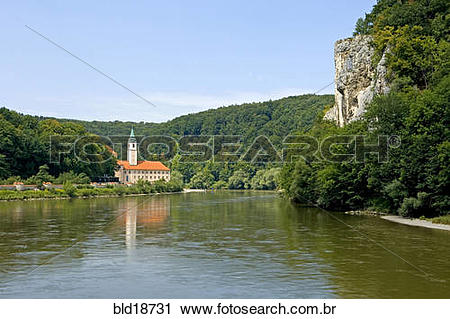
[324,35,390,126]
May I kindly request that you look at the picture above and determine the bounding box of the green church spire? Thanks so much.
[130,127,135,138]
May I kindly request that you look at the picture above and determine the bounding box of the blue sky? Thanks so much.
[1,0,376,122]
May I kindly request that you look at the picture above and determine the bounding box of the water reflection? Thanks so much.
[125,210,136,250]
[116,197,170,249]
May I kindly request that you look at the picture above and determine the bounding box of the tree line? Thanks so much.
[0,108,116,184]
[1,95,333,190]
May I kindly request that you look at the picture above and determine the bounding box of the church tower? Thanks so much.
[115,127,171,184]
[127,127,137,166]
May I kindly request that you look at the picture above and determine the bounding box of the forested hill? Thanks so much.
[53,94,334,146]
[0,93,332,184]
[0,107,116,180]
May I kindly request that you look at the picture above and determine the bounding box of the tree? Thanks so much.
[189,170,215,189]
[354,17,372,35]
[375,25,444,89]
[250,168,280,190]
[63,181,77,198]
[34,165,53,184]
[228,170,251,190]
[0,154,9,179]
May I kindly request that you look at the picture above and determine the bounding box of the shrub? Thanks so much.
[212,180,227,189]
[384,179,408,210]
[63,181,77,198]
[398,194,429,217]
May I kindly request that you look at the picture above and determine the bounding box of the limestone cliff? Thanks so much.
[324,35,389,126]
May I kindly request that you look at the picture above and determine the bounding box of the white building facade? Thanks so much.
[115,128,171,184]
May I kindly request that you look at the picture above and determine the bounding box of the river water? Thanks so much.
[0,191,449,298]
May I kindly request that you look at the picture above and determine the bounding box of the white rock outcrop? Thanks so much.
[324,35,389,126]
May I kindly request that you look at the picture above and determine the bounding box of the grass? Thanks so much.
[428,215,450,225]
[0,183,183,201]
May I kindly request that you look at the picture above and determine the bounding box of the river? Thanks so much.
[0,191,449,298]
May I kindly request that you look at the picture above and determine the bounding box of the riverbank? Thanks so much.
[342,209,450,231]
[0,188,277,202]
[381,215,450,232]
[0,184,185,202]
[183,189,207,193]
[0,191,184,202]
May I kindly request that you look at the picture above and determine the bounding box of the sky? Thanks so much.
[1,0,376,122]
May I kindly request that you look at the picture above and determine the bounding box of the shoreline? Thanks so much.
[0,189,205,203]
[381,215,450,232]
[0,188,278,203]
[342,210,450,232]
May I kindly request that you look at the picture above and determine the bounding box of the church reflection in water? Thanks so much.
[116,197,170,249]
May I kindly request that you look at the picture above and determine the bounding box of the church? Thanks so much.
[115,128,171,184]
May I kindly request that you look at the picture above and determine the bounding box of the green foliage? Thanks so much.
[399,192,430,217]
[284,160,316,204]
[132,175,183,193]
[280,0,449,218]
[0,94,331,191]
[189,169,215,189]
[61,95,333,149]
[0,189,65,200]
[227,170,251,190]
[135,179,153,193]
[354,0,450,40]
[63,181,77,198]
[25,165,53,186]
[54,171,90,184]
[428,215,450,225]
[281,76,449,217]
[383,179,408,209]
[0,92,331,192]
[354,17,372,35]
[0,154,8,179]
[250,168,280,190]
[0,178,183,201]
[212,180,228,189]
[354,0,450,90]
[374,25,446,89]
[398,197,422,217]
[167,171,184,191]
[0,107,116,181]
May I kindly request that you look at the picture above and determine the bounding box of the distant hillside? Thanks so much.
[53,94,334,146]
[0,94,332,182]
[0,107,115,179]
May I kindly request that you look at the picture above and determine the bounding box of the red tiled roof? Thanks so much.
[117,160,170,171]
